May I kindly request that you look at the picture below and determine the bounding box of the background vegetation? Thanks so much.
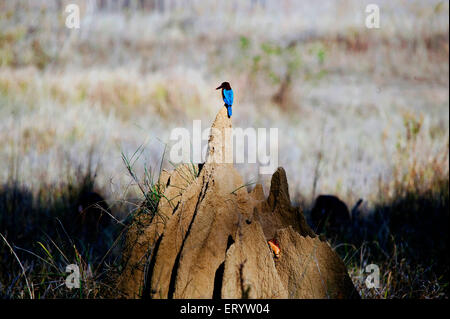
[0,0,448,298]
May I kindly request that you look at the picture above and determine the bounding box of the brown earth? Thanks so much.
[116,106,359,299]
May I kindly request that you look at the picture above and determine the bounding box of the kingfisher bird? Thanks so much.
[216,82,233,118]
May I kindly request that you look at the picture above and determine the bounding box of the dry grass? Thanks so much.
[0,0,448,298]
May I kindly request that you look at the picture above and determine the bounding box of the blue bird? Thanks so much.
[216,82,233,118]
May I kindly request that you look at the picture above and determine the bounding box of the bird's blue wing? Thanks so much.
[223,89,233,106]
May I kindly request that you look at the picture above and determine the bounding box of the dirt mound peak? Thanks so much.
[117,107,359,299]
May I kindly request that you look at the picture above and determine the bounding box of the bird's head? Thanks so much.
[216,82,231,90]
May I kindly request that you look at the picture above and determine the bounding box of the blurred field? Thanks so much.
[0,0,448,298]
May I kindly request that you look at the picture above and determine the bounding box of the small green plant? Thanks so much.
[231,180,256,195]
[121,144,167,222]
[239,36,250,51]
[121,144,201,226]
[244,40,303,108]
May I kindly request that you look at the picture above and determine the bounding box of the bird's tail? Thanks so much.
[227,106,232,118]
